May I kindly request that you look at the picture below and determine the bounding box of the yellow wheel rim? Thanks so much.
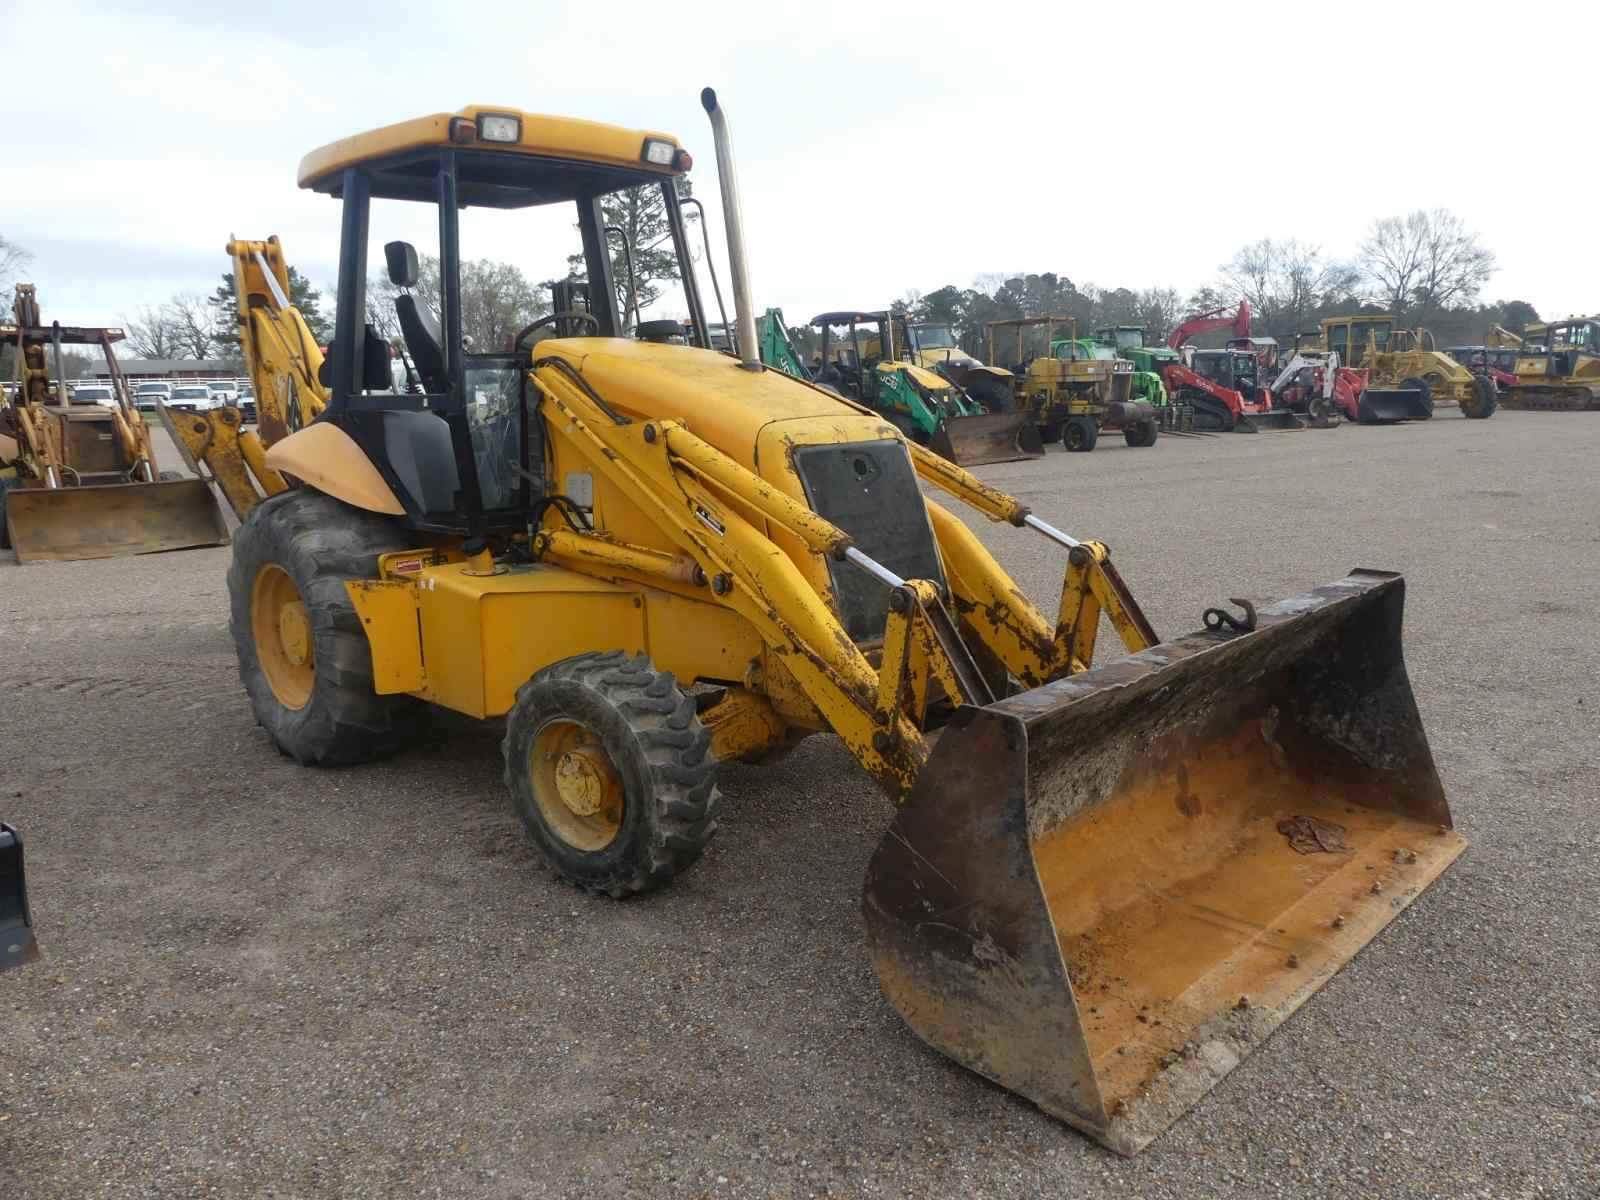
[251,563,314,710]
[531,719,625,851]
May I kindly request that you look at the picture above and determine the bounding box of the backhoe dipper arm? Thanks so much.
[1166,300,1251,350]
[165,237,321,519]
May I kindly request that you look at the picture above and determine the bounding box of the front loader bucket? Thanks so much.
[1237,409,1305,432]
[1358,388,1431,424]
[930,413,1046,466]
[5,478,229,563]
[863,570,1463,1155]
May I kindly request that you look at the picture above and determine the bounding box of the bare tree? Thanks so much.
[367,253,545,354]
[1360,209,1494,320]
[1220,238,1363,338]
[0,233,30,296]
[170,293,219,359]
[1134,287,1182,340]
[123,305,182,360]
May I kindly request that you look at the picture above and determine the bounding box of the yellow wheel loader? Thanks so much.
[227,93,1465,1156]
[0,287,227,562]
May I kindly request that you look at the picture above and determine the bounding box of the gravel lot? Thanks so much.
[3,411,1597,1198]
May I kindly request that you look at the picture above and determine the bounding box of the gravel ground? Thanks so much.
[2,411,1597,1198]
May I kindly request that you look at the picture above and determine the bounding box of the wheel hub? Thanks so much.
[278,602,311,666]
[531,720,625,851]
[554,747,608,816]
[250,563,315,710]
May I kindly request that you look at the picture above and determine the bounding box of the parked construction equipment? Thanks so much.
[896,318,1016,411]
[1320,316,1496,419]
[1,286,228,562]
[986,316,1160,449]
[223,92,1463,1156]
[1161,303,1303,432]
[1092,325,1173,408]
[809,310,1042,465]
[1501,317,1600,410]
[755,307,811,380]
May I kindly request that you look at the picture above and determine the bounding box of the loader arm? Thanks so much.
[529,362,1155,799]
[164,237,323,519]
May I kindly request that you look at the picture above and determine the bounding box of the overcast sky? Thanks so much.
[7,1,1594,340]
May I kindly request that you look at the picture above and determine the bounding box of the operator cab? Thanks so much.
[1192,348,1262,399]
[297,106,707,535]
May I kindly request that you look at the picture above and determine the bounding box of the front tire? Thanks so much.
[227,488,428,765]
[503,651,719,897]
[1402,376,1434,419]
[1064,415,1099,452]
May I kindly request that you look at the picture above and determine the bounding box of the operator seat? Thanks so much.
[385,241,449,394]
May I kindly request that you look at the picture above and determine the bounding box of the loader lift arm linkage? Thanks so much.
[525,363,1156,798]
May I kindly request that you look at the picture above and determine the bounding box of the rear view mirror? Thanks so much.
[384,241,419,289]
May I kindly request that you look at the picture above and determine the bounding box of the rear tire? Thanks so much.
[503,651,719,897]
[1123,419,1158,448]
[227,487,428,765]
[1064,415,1099,452]
[1463,374,1498,419]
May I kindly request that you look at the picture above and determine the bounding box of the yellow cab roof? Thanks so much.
[298,105,686,203]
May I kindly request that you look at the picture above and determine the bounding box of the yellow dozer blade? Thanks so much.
[5,479,229,563]
[929,413,1046,467]
[863,570,1463,1155]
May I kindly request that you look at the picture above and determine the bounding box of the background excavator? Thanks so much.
[1,286,228,561]
[1161,301,1304,432]
[216,91,1463,1157]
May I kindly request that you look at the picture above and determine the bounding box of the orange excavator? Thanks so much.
[1161,301,1305,432]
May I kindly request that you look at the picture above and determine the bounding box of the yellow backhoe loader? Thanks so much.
[0,287,227,562]
[224,93,1465,1156]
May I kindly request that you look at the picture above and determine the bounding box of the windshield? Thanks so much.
[136,384,167,393]
[173,386,209,398]
[1550,323,1597,349]
[912,324,957,349]
[77,387,110,398]
[1114,328,1143,350]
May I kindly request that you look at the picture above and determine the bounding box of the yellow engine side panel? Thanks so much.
[363,559,769,719]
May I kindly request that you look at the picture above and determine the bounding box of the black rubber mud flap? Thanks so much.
[0,823,40,971]
[863,570,1465,1155]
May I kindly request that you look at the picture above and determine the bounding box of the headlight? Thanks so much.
[642,138,677,166]
[477,113,522,143]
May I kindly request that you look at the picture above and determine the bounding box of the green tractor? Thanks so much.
[1092,325,1176,408]
[809,310,1042,466]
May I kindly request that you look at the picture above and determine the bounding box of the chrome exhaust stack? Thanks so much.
[700,88,761,371]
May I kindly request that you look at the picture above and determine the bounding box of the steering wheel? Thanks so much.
[514,310,600,349]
